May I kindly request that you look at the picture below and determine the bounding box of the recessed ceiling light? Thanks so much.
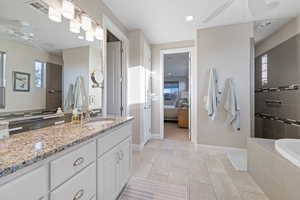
[185,16,194,22]
[78,35,84,40]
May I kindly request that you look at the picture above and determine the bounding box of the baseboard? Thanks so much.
[132,143,144,152]
[197,144,247,153]
[151,133,163,140]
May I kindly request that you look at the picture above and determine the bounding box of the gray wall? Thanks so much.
[255,34,300,139]
[196,23,253,148]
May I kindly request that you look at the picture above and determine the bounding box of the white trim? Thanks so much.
[102,15,129,116]
[159,47,196,143]
[151,133,163,140]
[197,144,247,153]
[132,144,144,152]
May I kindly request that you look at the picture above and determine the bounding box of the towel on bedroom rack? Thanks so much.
[223,78,240,131]
[205,68,219,120]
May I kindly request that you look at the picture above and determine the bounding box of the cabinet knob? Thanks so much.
[73,189,84,200]
[73,157,85,167]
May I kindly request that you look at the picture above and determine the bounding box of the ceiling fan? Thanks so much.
[202,0,280,23]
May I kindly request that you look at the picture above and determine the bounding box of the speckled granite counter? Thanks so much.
[0,116,133,178]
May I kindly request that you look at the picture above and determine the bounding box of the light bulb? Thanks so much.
[94,26,103,40]
[62,0,75,20]
[86,31,94,42]
[81,14,92,31]
[48,7,62,23]
[70,19,80,33]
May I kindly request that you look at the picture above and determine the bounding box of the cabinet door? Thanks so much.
[97,146,120,200]
[118,138,131,190]
[0,166,48,200]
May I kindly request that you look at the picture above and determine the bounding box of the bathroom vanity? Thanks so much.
[0,116,133,200]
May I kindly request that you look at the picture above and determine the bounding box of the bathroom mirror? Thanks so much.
[0,0,104,120]
[254,17,300,139]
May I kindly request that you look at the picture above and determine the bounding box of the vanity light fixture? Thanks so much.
[48,6,62,23]
[85,31,94,42]
[70,19,81,33]
[94,26,104,40]
[62,0,75,20]
[81,13,92,31]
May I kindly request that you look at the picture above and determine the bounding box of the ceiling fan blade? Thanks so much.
[203,0,236,23]
[248,0,269,17]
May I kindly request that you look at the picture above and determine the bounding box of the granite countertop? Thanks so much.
[0,116,133,178]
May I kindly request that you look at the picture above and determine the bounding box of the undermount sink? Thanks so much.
[84,118,116,127]
[275,139,300,168]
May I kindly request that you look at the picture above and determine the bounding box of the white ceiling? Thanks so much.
[164,53,189,78]
[254,17,292,43]
[103,0,300,44]
[0,0,101,54]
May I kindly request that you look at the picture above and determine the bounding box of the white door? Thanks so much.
[107,41,122,115]
[97,146,120,200]
[118,138,131,189]
[143,43,152,143]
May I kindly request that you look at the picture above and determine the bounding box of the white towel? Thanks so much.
[64,84,74,111]
[205,68,219,120]
[223,78,240,131]
[73,76,88,111]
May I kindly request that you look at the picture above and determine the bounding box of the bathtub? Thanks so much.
[275,139,300,168]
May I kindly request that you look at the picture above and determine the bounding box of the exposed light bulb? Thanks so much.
[81,14,92,31]
[62,0,75,20]
[86,31,94,42]
[70,19,81,33]
[185,16,194,22]
[94,26,103,40]
[48,7,62,23]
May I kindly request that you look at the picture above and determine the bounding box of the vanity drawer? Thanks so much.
[51,163,96,200]
[97,124,131,157]
[0,166,48,200]
[50,141,96,189]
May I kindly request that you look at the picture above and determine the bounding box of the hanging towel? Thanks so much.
[64,84,74,111]
[205,68,219,120]
[223,78,240,131]
[74,76,88,111]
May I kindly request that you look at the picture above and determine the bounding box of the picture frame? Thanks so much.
[13,71,30,92]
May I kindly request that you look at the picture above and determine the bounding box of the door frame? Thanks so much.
[159,47,197,143]
[102,15,129,116]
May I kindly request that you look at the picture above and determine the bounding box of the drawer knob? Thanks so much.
[73,157,85,167]
[73,189,84,200]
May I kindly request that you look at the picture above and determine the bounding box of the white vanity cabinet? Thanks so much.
[0,165,48,200]
[0,122,132,200]
[97,138,131,200]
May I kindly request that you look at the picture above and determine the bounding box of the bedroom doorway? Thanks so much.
[163,50,191,142]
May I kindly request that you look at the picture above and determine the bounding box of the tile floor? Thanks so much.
[131,126,270,200]
[164,122,189,142]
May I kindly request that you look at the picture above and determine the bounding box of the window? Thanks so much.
[164,81,179,102]
[34,60,46,88]
[261,54,268,86]
[0,51,6,87]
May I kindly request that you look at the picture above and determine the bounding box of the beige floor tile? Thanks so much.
[128,125,267,200]
[189,179,217,200]
[210,172,242,200]
[240,191,269,200]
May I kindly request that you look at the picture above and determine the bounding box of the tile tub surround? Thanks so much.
[248,138,300,200]
[0,116,133,178]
